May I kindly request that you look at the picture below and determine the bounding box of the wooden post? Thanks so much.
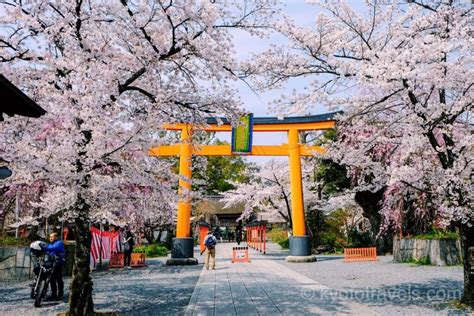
[176,126,193,238]
[288,129,306,236]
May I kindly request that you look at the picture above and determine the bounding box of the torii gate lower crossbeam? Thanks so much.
[149,112,338,265]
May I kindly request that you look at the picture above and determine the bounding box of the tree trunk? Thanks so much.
[143,226,154,244]
[68,197,94,315]
[354,188,393,254]
[307,208,325,250]
[460,224,474,308]
[155,230,163,244]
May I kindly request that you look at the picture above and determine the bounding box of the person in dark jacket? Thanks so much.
[236,223,243,245]
[123,228,134,269]
[45,232,65,300]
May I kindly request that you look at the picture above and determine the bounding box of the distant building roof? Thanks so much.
[197,198,245,215]
[196,196,286,224]
[0,74,46,121]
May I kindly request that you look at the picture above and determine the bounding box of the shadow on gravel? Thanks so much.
[0,288,20,302]
[92,262,203,315]
[39,301,63,308]
[243,256,287,262]
[246,251,288,262]
[315,256,344,262]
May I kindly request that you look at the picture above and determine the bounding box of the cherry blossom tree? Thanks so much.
[246,0,473,306]
[0,180,47,236]
[0,0,278,314]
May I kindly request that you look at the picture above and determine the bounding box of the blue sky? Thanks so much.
[233,0,324,117]
[231,0,366,120]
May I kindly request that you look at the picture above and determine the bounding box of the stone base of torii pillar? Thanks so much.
[286,236,317,263]
[166,237,198,266]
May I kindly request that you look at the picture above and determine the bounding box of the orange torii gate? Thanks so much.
[149,112,338,264]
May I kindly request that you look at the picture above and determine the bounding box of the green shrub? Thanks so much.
[411,229,459,240]
[133,244,168,257]
[133,245,145,252]
[0,235,30,246]
[347,229,374,248]
[414,257,431,265]
[278,238,289,249]
[402,256,431,265]
[320,232,337,250]
[267,228,288,244]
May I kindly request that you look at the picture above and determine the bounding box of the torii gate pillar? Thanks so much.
[167,125,199,265]
[287,129,314,261]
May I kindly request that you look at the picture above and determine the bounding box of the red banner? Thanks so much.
[90,227,121,269]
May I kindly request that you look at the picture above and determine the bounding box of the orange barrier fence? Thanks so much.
[344,247,377,262]
[246,221,267,254]
[131,253,146,267]
[109,253,124,268]
[232,246,250,263]
[109,252,146,268]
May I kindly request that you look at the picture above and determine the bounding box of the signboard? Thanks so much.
[235,249,247,260]
[231,114,253,154]
[232,246,250,263]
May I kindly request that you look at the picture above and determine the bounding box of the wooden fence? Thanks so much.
[344,247,377,262]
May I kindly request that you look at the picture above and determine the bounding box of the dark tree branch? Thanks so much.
[101,127,142,159]
[75,0,84,49]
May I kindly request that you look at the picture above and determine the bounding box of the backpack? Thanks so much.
[204,235,216,250]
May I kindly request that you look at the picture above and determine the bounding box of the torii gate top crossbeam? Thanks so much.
[161,111,340,132]
[149,112,339,157]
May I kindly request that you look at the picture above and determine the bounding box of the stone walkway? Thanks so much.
[185,243,374,315]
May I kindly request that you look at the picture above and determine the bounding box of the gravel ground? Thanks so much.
[0,257,203,316]
[272,245,469,315]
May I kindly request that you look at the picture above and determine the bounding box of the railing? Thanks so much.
[131,253,146,267]
[109,253,124,268]
[344,247,377,262]
[109,252,146,268]
[246,221,267,254]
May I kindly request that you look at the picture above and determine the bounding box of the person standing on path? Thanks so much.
[213,227,222,243]
[122,228,134,269]
[201,230,217,270]
[45,232,66,300]
[236,226,242,246]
